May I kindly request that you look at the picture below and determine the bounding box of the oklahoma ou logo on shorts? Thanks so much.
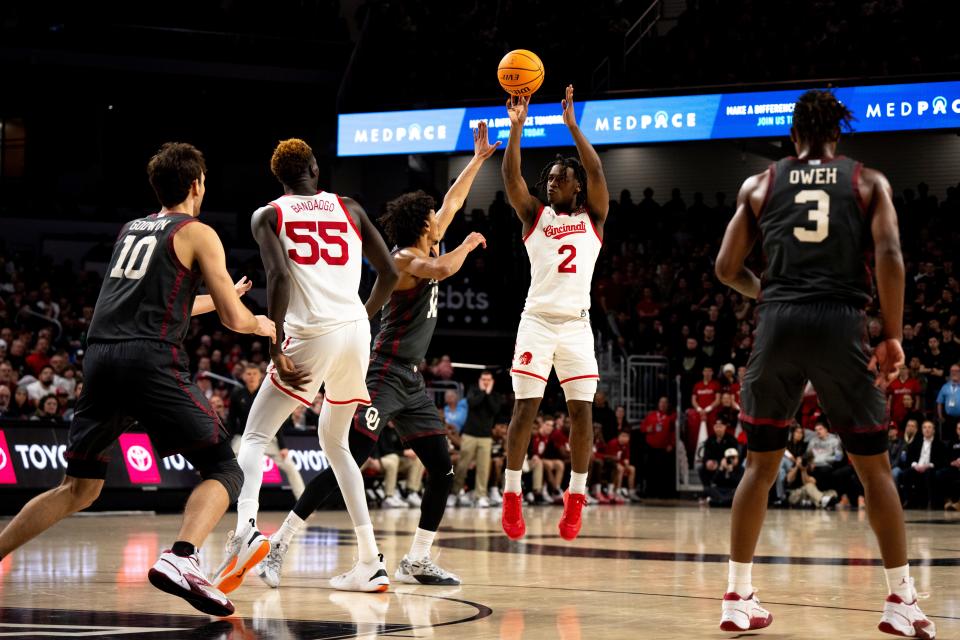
[118,433,161,484]
[0,430,15,484]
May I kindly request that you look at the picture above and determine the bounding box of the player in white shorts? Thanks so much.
[213,138,398,594]
[500,85,610,542]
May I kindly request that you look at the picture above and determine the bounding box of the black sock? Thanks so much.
[172,541,196,557]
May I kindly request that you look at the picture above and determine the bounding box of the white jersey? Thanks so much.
[521,204,602,320]
[270,192,367,338]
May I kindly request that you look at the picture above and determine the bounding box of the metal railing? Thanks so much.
[425,380,464,410]
[591,0,663,93]
[620,355,670,424]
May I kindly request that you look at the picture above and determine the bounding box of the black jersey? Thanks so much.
[372,255,439,365]
[87,213,201,346]
[757,156,872,307]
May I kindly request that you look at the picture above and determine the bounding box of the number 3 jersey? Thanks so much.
[88,212,202,346]
[522,204,602,320]
[758,156,872,307]
[271,192,367,338]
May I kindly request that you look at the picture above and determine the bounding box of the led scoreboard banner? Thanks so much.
[337,80,960,156]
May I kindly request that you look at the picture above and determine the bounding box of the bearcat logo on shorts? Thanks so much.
[518,352,533,365]
[543,221,587,240]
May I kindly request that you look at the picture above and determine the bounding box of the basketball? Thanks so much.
[497,49,544,97]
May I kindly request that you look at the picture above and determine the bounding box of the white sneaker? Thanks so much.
[330,553,390,592]
[255,539,289,589]
[149,551,234,617]
[212,519,271,594]
[406,492,423,508]
[456,492,474,507]
[383,494,408,509]
[719,591,773,632]
[524,491,536,505]
[476,496,491,508]
[489,486,503,506]
[585,493,598,506]
[395,554,461,585]
[446,494,456,508]
[878,580,936,639]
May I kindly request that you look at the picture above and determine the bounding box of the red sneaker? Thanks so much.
[558,491,587,541]
[501,492,526,540]
[592,489,611,505]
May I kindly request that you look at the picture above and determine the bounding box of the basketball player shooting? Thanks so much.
[500,85,609,542]
[0,142,275,617]
[248,122,500,590]
[213,139,400,594]
[715,90,935,638]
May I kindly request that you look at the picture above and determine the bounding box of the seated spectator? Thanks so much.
[8,387,31,418]
[0,360,17,393]
[26,365,59,404]
[530,417,566,504]
[887,365,921,425]
[808,421,844,491]
[642,396,676,498]
[699,416,739,494]
[785,449,838,509]
[897,393,923,431]
[705,447,743,507]
[32,393,62,424]
[715,392,741,436]
[0,385,11,417]
[25,336,51,376]
[590,424,621,504]
[943,422,960,511]
[444,418,462,469]
[606,430,636,502]
[375,424,424,509]
[774,424,808,504]
[488,422,508,506]
[593,391,617,443]
[905,419,948,508]
[443,389,468,432]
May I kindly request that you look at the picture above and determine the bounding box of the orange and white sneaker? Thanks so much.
[558,491,586,541]
[878,585,936,639]
[148,551,234,617]
[719,591,773,632]
[501,492,526,540]
[212,519,271,594]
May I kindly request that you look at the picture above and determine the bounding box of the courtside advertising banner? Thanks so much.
[338,79,960,156]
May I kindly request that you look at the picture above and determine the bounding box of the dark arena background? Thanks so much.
[1,2,959,638]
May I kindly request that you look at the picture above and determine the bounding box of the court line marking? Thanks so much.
[462,582,960,621]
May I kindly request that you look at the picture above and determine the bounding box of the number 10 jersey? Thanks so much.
[270,192,367,339]
[521,204,602,321]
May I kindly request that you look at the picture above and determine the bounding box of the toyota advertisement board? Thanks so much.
[0,424,329,491]
[337,79,960,156]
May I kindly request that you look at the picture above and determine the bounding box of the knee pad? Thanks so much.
[191,441,244,503]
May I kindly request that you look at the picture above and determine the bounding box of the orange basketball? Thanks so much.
[497,49,544,97]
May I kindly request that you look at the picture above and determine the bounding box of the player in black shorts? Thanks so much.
[251,122,499,588]
[0,143,275,617]
[714,91,934,638]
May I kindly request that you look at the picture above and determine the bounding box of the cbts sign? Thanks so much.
[338,80,960,156]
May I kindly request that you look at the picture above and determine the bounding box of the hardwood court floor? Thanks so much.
[1,504,958,639]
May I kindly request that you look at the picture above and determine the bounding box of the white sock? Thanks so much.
[884,564,914,601]
[274,512,304,546]
[236,500,258,533]
[569,471,588,495]
[505,469,522,494]
[727,560,754,598]
[355,524,379,564]
[408,527,436,560]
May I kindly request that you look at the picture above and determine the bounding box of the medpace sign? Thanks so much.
[337,80,960,156]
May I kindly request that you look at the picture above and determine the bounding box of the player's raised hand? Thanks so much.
[868,338,905,389]
[462,232,487,251]
[474,121,502,159]
[561,84,577,128]
[506,95,530,127]
[234,276,252,297]
[274,353,312,392]
[254,315,276,343]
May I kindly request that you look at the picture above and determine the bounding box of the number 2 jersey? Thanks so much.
[522,204,602,320]
[88,212,201,346]
[758,156,872,307]
[270,192,367,339]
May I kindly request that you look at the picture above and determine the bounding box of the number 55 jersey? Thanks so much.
[511,204,602,402]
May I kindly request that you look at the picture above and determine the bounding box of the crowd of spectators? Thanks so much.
[3,175,960,512]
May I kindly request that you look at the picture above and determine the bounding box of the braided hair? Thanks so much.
[536,155,588,208]
[792,89,855,148]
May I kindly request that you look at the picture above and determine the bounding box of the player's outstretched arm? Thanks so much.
[435,122,501,240]
[191,276,252,316]
[865,167,906,387]
[501,95,541,228]
[182,222,275,341]
[251,205,292,352]
[562,84,609,221]
[715,172,763,299]
[395,232,487,282]
[345,196,400,317]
